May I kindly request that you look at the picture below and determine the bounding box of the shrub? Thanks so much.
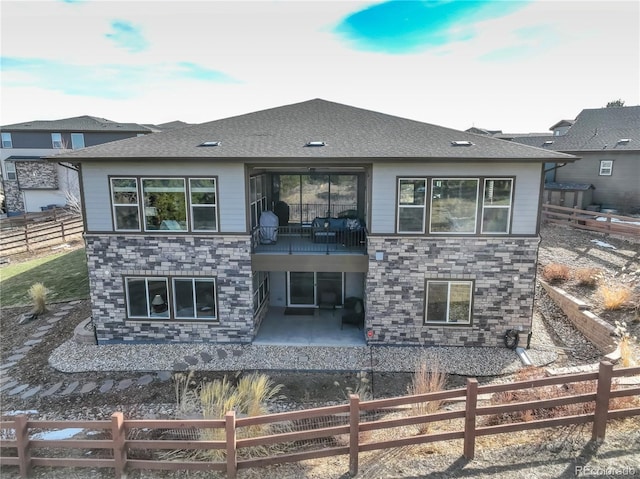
[407,361,447,434]
[28,282,48,315]
[334,371,372,401]
[573,268,601,287]
[614,321,638,367]
[599,285,632,310]
[542,263,570,283]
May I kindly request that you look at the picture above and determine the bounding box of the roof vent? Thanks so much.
[543,140,554,146]
[199,141,221,147]
[451,140,473,146]
[617,138,630,144]
[305,141,326,147]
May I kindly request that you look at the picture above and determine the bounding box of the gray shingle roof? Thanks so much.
[50,99,576,162]
[1,115,152,133]
[514,106,640,153]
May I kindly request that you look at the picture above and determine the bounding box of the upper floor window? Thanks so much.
[71,133,85,149]
[1,132,12,148]
[424,280,473,325]
[397,178,426,233]
[190,178,217,231]
[396,176,513,235]
[599,160,613,176]
[51,132,63,148]
[481,179,513,234]
[111,178,140,231]
[142,178,187,231]
[430,179,479,233]
[5,161,17,181]
[110,176,218,233]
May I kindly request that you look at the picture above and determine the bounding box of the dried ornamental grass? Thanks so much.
[542,263,570,283]
[28,282,48,315]
[599,285,632,310]
[573,268,601,287]
[407,361,447,434]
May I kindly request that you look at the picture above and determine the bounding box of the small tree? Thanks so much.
[606,99,625,108]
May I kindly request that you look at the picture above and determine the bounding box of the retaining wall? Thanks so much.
[539,280,616,353]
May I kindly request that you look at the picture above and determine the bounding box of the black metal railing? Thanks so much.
[251,224,367,254]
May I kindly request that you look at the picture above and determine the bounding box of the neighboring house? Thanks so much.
[0,116,153,215]
[51,99,576,347]
[509,106,640,213]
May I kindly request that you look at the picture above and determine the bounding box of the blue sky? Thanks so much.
[1,0,638,132]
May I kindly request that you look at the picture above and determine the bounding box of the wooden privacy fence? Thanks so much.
[541,204,640,238]
[1,362,639,478]
[0,211,83,258]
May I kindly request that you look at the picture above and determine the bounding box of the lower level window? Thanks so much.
[125,276,217,320]
[173,278,217,320]
[425,280,472,324]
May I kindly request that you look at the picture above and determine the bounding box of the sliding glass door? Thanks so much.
[275,174,359,224]
[287,272,344,307]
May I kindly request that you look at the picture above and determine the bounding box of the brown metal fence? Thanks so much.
[1,362,638,478]
[541,204,640,238]
[0,210,83,258]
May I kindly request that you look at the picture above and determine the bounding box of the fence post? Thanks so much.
[592,361,613,442]
[226,410,237,479]
[60,221,66,242]
[15,415,30,478]
[23,225,30,253]
[463,378,478,460]
[349,394,360,477]
[111,412,127,479]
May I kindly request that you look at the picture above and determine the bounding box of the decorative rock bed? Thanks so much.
[538,279,617,354]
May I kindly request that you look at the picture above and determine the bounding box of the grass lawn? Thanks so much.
[0,248,89,307]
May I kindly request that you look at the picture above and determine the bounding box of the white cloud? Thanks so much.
[1,0,638,132]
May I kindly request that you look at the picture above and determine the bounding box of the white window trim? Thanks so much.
[173,278,217,320]
[5,161,17,181]
[1,132,12,148]
[397,178,427,234]
[70,133,85,149]
[429,178,479,235]
[51,132,63,149]
[480,178,513,234]
[110,177,141,232]
[189,177,218,232]
[424,280,473,325]
[141,177,188,232]
[125,277,169,319]
[599,160,613,176]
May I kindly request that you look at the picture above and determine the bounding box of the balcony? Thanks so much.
[251,224,367,255]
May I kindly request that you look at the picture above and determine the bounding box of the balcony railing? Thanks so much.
[251,224,367,254]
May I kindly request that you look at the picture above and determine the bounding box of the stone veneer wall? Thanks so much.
[3,179,24,213]
[85,234,254,344]
[16,160,58,189]
[366,236,540,347]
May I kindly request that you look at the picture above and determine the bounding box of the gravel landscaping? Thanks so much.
[1,223,639,478]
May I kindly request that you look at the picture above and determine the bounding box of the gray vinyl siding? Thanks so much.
[81,161,246,232]
[554,151,640,209]
[371,162,542,235]
[1,131,146,150]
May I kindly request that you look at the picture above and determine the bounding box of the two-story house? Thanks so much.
[0,116,153,215]
[510,106,640,213]
[51,99,576,347]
